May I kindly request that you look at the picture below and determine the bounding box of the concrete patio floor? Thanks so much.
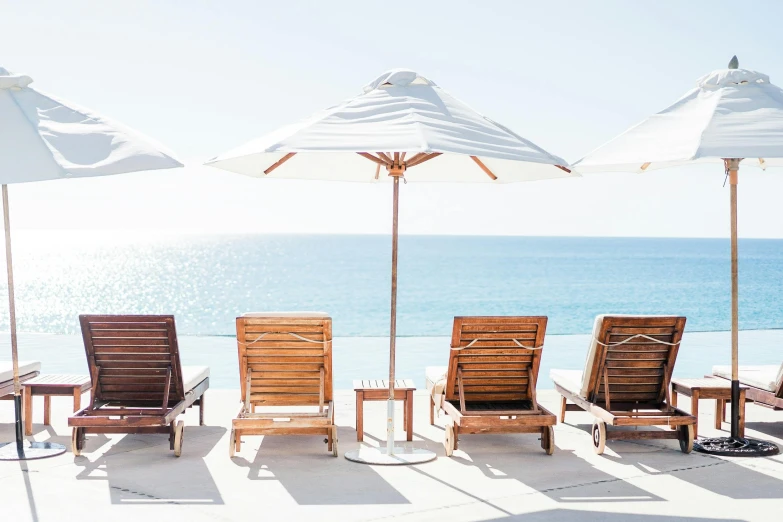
[2,389,783,521]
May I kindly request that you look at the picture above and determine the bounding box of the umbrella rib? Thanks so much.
[358,152,391,166]
[376,152,393,164]
[406,152,442,168]
[263,152,297,175]
[470,156,497,180]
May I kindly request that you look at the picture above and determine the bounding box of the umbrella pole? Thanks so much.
[2,185,23,450]
[728,161,740,438]
[386,175,400,455]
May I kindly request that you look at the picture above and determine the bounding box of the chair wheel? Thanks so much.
[173,421,184,457]
[444,422,455,457]
[679,424,694,454]
[71,427,85,456]
[541,425,555,455]
[592,419,606,455]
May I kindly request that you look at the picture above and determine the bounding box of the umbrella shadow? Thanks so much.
[231,426,409,505]
[73,425,226,504]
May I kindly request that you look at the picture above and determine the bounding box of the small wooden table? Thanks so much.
[671,377,746,438]
[354,379,415,442]
[22,375,91,436]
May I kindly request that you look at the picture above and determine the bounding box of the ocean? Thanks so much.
[1,233,782,388]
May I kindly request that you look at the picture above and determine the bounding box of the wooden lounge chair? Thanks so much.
[712,364,783,410]
[68,315,209,457]
[230,312,337,457]
[428,316,557,456]
[551,315,695,455]
[1,361,41,398]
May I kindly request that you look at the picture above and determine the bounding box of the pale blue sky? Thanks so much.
[2,0,783,237]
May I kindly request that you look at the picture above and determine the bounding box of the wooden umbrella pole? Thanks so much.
[387,174,401,454]
[727,159,741,438]
[2,184,23,447]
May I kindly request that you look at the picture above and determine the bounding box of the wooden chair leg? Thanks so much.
[430,395,435,425]
[452,423,459,450]
[235,430,242,453]
[559,396,567,423]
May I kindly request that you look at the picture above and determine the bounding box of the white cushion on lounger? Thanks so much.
[712,364,783,393]
[0,361,41,383]
[550,369,584,397]
[182,366,210,393]
[425,366,448,393]
[243,311,330,318]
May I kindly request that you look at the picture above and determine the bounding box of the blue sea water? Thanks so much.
[2,233,782,388]
[3,233,782,337]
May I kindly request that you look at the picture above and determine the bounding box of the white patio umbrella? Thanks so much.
[0,66,182,460]
[206,68,576,464]
[574,57,780,455]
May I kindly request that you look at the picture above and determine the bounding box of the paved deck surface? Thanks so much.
[2,389,783,521]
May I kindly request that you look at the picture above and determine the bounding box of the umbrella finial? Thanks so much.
[728,55,739,69]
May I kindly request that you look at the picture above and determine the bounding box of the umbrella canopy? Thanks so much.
[573,59,781,454]
[0,66,182,460]
[207,68,574,463]
[576,66,783,173]
[0,67,181,182]
[206,69,573,182]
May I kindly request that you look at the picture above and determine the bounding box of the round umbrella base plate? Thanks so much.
[0,440,67,461]
[344,446,437,465]
[694,436,779,457]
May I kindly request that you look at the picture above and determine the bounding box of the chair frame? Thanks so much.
[68,315,208,457]
[435,316,557,456]
[555,316,696,454]
[712,373,783,410]
[230,315,337,457]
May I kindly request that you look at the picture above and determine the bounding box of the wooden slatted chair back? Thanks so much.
[445,316,547,403]
[586,316,686,407]
[80,315,185,406]
[236,315,332,407]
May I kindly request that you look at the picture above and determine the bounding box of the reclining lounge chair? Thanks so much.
[551,315,695,454]
[68,315,209,457]
[230,312,337,457]
[713,363,783,410]
[427,316,557,456]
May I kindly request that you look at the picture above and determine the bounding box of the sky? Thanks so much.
[2,0,783,238]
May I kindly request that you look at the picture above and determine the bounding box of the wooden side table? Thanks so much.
[354,379,415,442]
[22,375,91,436]
[671,377,746,438]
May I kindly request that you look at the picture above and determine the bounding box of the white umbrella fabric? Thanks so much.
[207,68,576,464]
[575,58,780,455]
[0,66,182,460]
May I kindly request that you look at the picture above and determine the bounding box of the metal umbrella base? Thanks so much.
[345,446,437,466]
[0,440,67,461]
[694,436,779,457]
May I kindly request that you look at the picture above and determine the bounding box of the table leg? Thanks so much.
[43,396,51,425]
[691,391,699,439]
[406,390,413,442]
[23,387,32,436]
[73,388,82,413]
[670,389,678,408]
[738,389,746,438]
[356,391,363,442]
[715,399,724,430]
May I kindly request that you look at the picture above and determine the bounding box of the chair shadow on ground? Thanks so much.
[73,425,226,504]
[564,419,783,501]
[480,509,745,521]
[430,430,665,506]
[231,426,409,505]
